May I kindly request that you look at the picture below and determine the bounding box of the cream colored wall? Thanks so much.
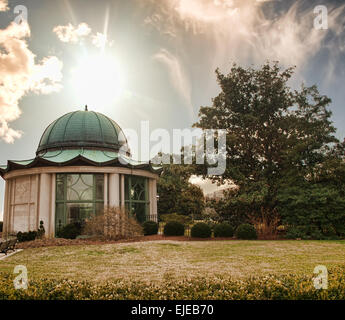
[4,174,39,235]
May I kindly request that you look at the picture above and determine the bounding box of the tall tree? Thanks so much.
[193,62,341,227]
[157,162,205,217]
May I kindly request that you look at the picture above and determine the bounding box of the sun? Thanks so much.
[70,53,125,108]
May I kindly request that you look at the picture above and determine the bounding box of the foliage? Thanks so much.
[278,182,345,240]
[16,221,46,242]
[160,213,192,225]
[1,267,345,300]
[214,223,234,237]
[142,221,158,236]
[83,207,143,240]
[191,222,212,238]
[193,62,342,234]
[235,224,257,240]
[157,162,205,217]
[56,222,83,240]
[17,231,38,242]
[163,221,185,236]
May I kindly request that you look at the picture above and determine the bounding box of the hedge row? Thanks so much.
[1,268,345,300]
[163,221,257,239]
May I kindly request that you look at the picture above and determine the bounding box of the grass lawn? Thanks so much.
[1,240,345,284]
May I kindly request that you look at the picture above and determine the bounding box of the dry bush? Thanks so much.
[83,207,143,240]
[249,207,280,240]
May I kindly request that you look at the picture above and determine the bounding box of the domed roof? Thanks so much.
[37,109,128,154]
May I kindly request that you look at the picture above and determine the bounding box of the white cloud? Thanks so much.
[0,21,63,143]
[53,22,91,43]
[92,32,112,49]
[54,23,111,50]
[0,0,8,12]
[144,0,345,69]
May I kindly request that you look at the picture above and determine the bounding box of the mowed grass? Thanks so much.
[1,240,345,283]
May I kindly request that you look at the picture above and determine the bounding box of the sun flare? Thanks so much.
[70,53,125,108]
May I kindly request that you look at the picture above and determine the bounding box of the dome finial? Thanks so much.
[85,105,88,111]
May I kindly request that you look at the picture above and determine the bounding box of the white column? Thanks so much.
[3,179,10,237]
[108,173,120,207]
[149,179,158,222]
[50,174,56,238]
[38,173,52,237]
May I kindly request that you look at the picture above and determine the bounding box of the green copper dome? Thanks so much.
[37,109,128,155]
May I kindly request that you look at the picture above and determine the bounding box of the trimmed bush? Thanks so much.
[191,222,211,238]
[235,224,257,240]
[143,221,158,236]
[57,222,83,239]
[0,221,3,232]
[163,221,185,236]
[214,223,234,237]
[17,231,38,242]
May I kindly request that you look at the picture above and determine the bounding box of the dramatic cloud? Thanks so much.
[145,0,345,68]
[0,17,63,143]
[53,22,91,43]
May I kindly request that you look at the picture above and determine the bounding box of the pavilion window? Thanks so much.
[55,173,104,235]
[124,175,149,223]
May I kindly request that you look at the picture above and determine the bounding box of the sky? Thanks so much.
[1,0,345,219]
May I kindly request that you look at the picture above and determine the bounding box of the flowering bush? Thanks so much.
[1,267,344,300]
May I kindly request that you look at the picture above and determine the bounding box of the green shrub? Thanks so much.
[143,221,158,236]
[16,221,46,242]
[0,221,3,232]
[160,213,192,225]
[17,231,38,242]
[214,223,234,237]
[235,224,257,240]
[191,222,211,238]
[57,222,83,239]
[163,221,185,236]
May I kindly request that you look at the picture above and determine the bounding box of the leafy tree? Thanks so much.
[193,62,343,234]
[157,162,205,217]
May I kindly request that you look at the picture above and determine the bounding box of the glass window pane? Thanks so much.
[67,174,93,201]
[132,202,147,223]
[66,203,94,224]
[95,174,104,201]
[125,176,129,200]
[56,174,65,201]
[55,203,65,232]
[131,177,146,201]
